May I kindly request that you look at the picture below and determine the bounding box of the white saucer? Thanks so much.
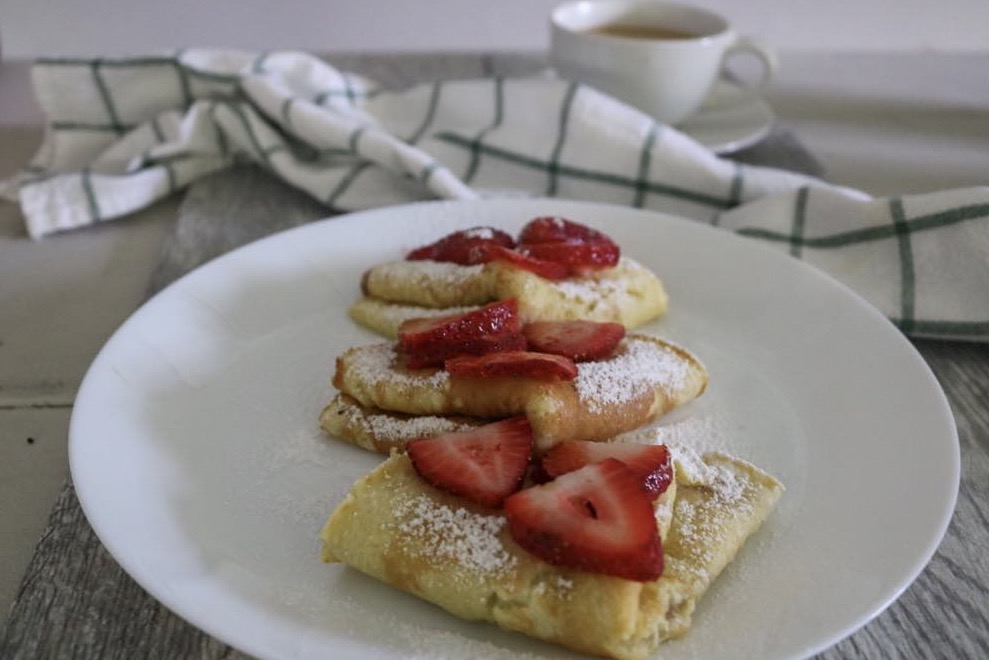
[679,80,776,154]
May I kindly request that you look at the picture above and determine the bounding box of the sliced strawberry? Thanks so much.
[403,331,526,369]
[399,299,521,345]
[504,459,663,581]
[445,350,578,381]
[407,416,533,507]
[519,239,620,272]
[398,299,523,368]
[406,226,515,265]
[522,320,625,362]
[518,216,615,245]
[480,244,569,280]
[540,441,672,499]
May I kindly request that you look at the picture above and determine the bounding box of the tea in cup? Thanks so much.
[550,0,777,125]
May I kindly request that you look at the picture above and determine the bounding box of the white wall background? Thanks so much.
[2,0,988,58]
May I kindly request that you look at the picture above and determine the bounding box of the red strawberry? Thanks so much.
[504,459,663,581]
[407,416,533,507]
[398,299,523,368]
[407,226,515,265]
[445,351,578,381]
[403,332,526,369]
[480,244,569,280]
[518,216,614,245]
[522,320,625,362]
[539,441,673,499]
[400,299,520,345]
[519,239,620,272]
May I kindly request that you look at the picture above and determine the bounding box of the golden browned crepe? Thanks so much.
[361,260,495,308]
[332,334,708,453]
[320,446,783,660]
[353,256,668,338]
[319,393,486,455]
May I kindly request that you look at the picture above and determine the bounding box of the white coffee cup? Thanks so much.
[550,0,777,125]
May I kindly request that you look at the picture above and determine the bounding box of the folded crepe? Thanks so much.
[321,444,782,659]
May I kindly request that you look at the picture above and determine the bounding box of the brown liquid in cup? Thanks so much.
[587,23,698,40]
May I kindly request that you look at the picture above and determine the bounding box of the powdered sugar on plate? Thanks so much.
[616,413,732,455]
[267,425,339,471]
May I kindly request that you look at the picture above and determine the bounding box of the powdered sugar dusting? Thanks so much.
[554,272,630,305]
[396,494,516,577]
[575,337,691,412]
[462,226,499,240]
[555,575,574,592]
[346,343,449,390]
[550,257,644,305]
[666,444,763,586]
[363,411,474,441]
[616,414,731,454]
[268,425,338,470]
[671,444,748,503]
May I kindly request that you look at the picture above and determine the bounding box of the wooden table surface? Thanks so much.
[1,51,987,659]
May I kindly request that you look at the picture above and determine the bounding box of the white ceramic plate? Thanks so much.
[680,80,776,154]
[71,199,958,659]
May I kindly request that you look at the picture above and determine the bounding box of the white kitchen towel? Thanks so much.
[2,49,987,340]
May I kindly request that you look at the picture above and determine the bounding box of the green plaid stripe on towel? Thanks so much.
[2,50,987,341]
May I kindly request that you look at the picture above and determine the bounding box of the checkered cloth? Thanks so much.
[2,50,987,341]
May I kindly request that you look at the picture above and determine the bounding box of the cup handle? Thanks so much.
[722,36,778,89]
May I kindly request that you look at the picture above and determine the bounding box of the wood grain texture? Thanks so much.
[0,481,243,659]
[1,52,986,659]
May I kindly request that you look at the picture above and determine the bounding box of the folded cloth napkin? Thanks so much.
[2,49,987,341]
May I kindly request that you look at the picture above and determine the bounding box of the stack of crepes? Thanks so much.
[317,216,783,660]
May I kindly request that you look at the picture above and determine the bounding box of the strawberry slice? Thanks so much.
[398,299,523,368]
[522,320,625,362]
[539,441,673,499]
[518,216,615,245]
[400,299,521,345]
[403,332,526,369]
[445,351,578,381]
[504,459,663,581]
[407,226,515,265]
[407,416,533,507]
[519,239,620,272]
[480,244,569,280]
